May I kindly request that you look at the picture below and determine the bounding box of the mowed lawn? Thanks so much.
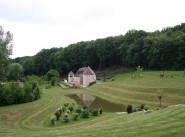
[0,71,185,137]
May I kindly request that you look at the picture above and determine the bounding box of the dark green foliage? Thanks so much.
[99,108,103,114]
[63,113,70,123]
[141,104,145,110]
[46,69,59,81]
[72,113,79,121]
[68,106,73,112]
[76,107,82,113]
[0,80,41,106]
[127,105,133,114]
[7,63,24,81]
[0,26,13,82]
[91,109,98,116]
[81,109,89,119]
[13,23,185,76]
[64,102,69,107]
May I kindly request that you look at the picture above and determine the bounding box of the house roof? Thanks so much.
[74,66,95,76]
[83,66,95,75]
[68,71,74,76]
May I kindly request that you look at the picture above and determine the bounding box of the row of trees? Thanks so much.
[0,26,41,106]
[0,80,41,106]
[14,23,185,77]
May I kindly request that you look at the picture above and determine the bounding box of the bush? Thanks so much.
[91,109,98,116]
[64,102,69,107]
[72,113,79,121]
[99,108,103,114]
[54,111,61,120]
[144,106,150,110]
[140,104,145,110]
[76,107,82,113]
[68,106,74,112]
[63,113,70,123]
[81,110,89,118]
[66,109,70,114]
[51,115,56,125]
[58,107,63,113]
[127,105,133,114]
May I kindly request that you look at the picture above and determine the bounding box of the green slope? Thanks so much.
[0,71,185,137]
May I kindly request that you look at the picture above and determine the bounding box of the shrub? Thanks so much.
[54,111,61,120]
[66,109,70,114]
[68,106,74,112]
[127,105,133,114]
[63,113,70,123]
[64,102,69,107]
[140,104,145,110]
[144,106,150,110]
[72,113,79,121]
[76,107,82,113]
[91,109,98,116]
[51,115,56,125]
[160,73,164,77]
[81,110,89,118]
[99,108,103,114]
[58,107,63,113]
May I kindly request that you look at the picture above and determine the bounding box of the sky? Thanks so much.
[0,0,185,58]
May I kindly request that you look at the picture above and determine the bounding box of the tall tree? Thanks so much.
[0,26,13,81]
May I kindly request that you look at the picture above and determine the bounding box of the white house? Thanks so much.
[68,66,96,87]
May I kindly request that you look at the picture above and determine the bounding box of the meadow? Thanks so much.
[0,71,185,137]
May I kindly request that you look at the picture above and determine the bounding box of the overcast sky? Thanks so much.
[0,0,185,58]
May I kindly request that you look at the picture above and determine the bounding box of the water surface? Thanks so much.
[66,94,126,112]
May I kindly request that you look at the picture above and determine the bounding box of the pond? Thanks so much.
[66,94,126,112]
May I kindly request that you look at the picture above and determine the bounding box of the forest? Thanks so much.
[13,23,185,77]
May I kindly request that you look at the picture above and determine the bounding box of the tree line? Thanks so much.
[13,23,185,77]
[0,26,40,106]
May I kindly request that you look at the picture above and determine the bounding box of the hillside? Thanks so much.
[0,71,185,137]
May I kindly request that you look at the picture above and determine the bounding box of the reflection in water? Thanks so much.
[66,94,126,112]
[77,94,96,107]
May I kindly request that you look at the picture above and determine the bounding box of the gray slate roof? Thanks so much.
[74,66,95,77]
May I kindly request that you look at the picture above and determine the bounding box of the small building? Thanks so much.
[68,66,96,87]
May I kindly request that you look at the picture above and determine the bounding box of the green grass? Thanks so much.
[0,71,185,137]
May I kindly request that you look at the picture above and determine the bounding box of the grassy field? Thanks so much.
[0,71,185,137]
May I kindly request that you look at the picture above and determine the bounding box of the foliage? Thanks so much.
[50,115,56,125]
[13,23,185,77]
[127,105,133,114]
[76,106,82,113]
[140,104,145,110]
[8,63,24,81]
[51,76,58,86]
[0,81,41,106]
[0,26,13,82]
[81,109,89,118]
[46,69,60,81]
[54,111,61,120]
[68,106,74,112]
[91,109,98,116]
[72,113,79,121]
[99,108,103,114]
[63,113,70,123]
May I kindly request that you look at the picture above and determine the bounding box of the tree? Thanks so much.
[0,26,13,81]
[8,63,24,81]
[46,69,60,81]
